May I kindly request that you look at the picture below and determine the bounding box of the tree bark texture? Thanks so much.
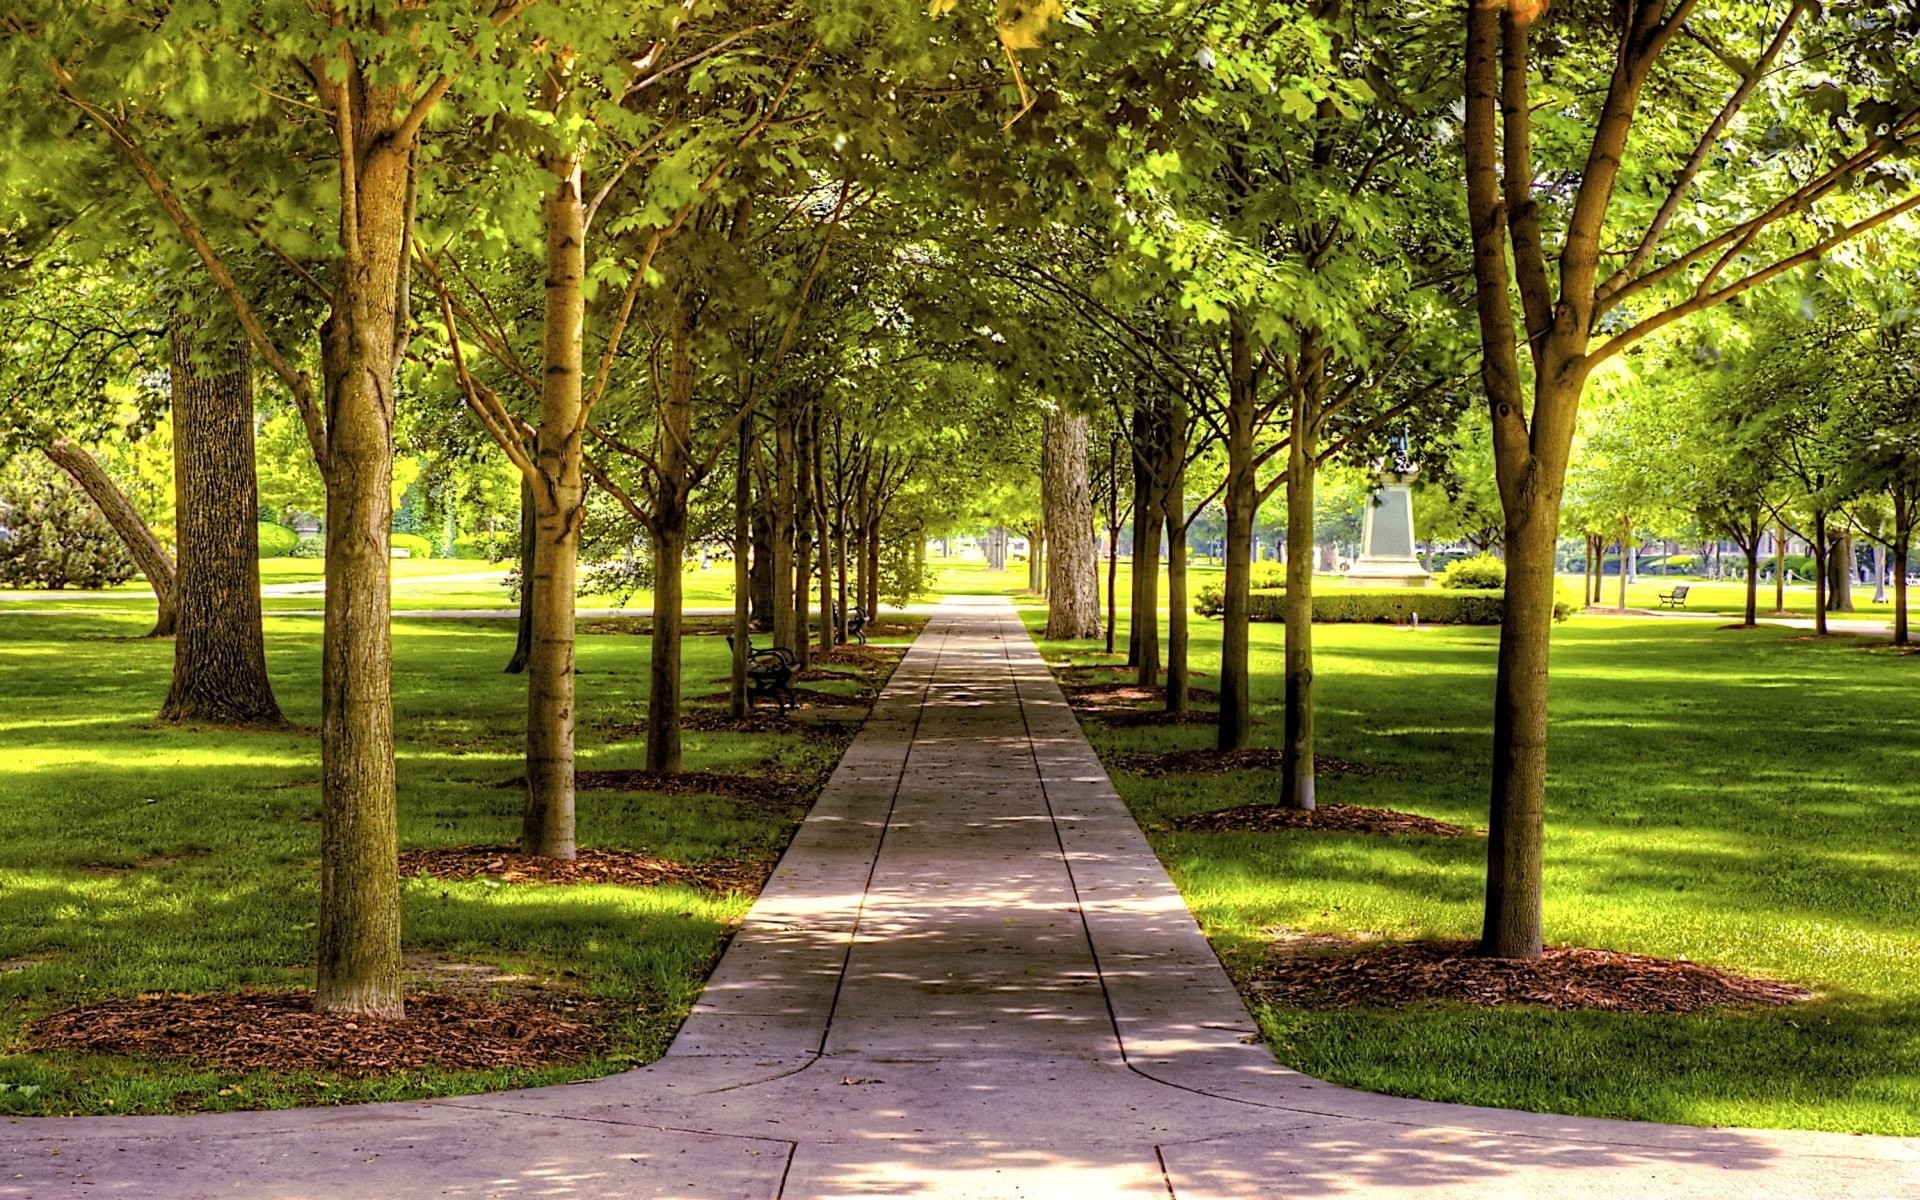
[772,393,797,654]
[43,438,176,638]
[520,164,588,859]
[1216,320,1256,752]
[792,401,815,669]
[505,476,534,673]
[1280,434,1318,810]
[1163,393,1189,714]
[314,117,416,1016]
[644,296,696,774]
[160,317,282,726]
[732,413,752,719]
[1042,406,1101,639]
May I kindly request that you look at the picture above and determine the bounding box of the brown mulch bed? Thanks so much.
[820,643,905,668]
[400,845,769,892]
[1247,938,1812,1014]
[673,710,862,740]
[1063,683,1234,729]
[1170,802,1472,838]
[29,992,604,1076]
[1113,747,1376,779]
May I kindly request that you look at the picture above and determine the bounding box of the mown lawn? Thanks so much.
[1025,602,1920,1135]
[0,610,908,1116]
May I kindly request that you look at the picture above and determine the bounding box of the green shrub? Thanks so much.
[256,522,299,558]
[1438,553,1506,590]
[0,460,136,589]
[390,532,434,560]
[1251,565,1287,590]
[1197,582,1571,624]
[452,534,513,561]
[290,535,324,559]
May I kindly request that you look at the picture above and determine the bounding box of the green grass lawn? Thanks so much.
[1024,603,1920,1135]
[1587,573,1907,623]
[0,610,913,1116]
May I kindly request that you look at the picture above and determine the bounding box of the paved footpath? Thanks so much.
[4,597,1916,1199]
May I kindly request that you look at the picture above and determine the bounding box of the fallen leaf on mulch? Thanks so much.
[1169,802,1471,837]
[400,845,769,893]
[29,992,604,1076]
[1247,938,1812,1014]
[1113,748,1376,779]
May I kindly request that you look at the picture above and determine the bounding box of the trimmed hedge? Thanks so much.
[390,532,435,560]
[256,522,299,558]
[1196,584,1572,625]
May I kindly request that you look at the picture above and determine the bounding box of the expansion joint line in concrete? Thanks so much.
[808,614,959,1059]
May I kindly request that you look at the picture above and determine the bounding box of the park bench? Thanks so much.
[1658,584,1690,609]
[726,636,797,713]
[835,603,869,645]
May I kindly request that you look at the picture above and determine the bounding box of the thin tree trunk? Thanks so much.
[1775,523,1788,613]
[1106,430,1120,657]
[160,317,282,726]
[644,296,696,775]
[1163,394,1189,713]
[1829,532,1855,612]
[1280,435,1317,810]
[1616,526,1629,611]
[731,411,752,719]
[772,393,796,653]
[1216,318,1255,752]
[505,476,534,673]
[1812,514,1830,635]
[1873,543,1888,605]
[1743,531,1759,628]
[43,438,176,637]
[1042,406,1101,639]
[815,409,834,657]
[521,164,589,860]
[1894,492,1911,647]
[792,401,814,669]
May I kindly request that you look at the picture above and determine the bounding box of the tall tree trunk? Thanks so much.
[731,411,752,719]
[791,401,815,669]
[1812,514,1830,635]
[1280,434,1317,810]
[1217,318,1256,752]
[1042,406,1101,639]
[1106,431,1120,657]
[772,393,797,654]
[1616,527,1629,610]
[645,296,696,775]
[1163,393,1189,713]
[505,476,534,673]
[312,129,418,1016]
[1026,524,1045,596]
[43,439,176,637]
[1894,492,1911,647]
[521,163,588,860]
[1775,523,1787,613]
[1742,532,1759,628]
[749,496,775,629]
[815,410,834,657]
[1829,533,1855,612]
[1872,543,1888,604]
[160,318,282,726]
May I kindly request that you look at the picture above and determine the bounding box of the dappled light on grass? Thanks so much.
[1027,604,1920,1134]
[0,610,919,1115]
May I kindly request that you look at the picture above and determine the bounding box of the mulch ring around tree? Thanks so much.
[400,845,769,893]
[1246,937,1813,1014]
[28,992,604,1077]
[1063,683,1228,728]
[674,709,863,741]
[1169,802,1472,838]
[1113,747,1377,779]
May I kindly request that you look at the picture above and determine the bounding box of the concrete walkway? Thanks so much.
[4,597,1915,1199]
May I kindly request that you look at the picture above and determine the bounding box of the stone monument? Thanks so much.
[1345,437,1430,588]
